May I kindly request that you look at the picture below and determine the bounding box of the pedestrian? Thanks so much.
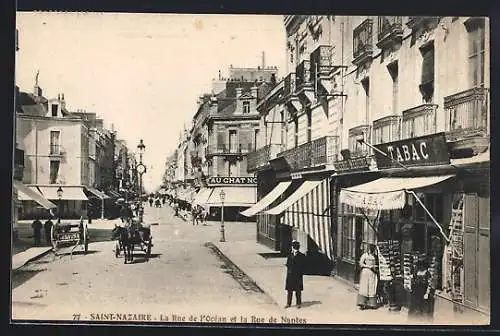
[357,244,379,310]
[173,202,179,217]
[285,240,305,308]
[408,258,435,321]
[32,218,42,246]
[149,197,153,207]
[44,217,54,246]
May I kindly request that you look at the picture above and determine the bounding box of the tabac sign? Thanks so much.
[207,176,257,186]
[374,132,450,170]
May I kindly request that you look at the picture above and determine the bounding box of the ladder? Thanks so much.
[446,195,464,303]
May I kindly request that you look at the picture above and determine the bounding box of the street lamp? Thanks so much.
[56,186,63,224]
[137,140,147,222]
[219,189,226,242]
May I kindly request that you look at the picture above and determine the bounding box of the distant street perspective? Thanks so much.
[12,13,490,326]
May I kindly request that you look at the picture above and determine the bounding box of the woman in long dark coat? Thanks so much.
[408,259,435,321]
[285,240,306,308]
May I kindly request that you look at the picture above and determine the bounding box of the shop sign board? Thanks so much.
[374,132,450,170]
[207,176,257,186]
[333,156,372,172]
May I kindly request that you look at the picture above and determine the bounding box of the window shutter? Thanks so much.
[240,157,248,175]
[217,131,226,151]
[421,45,435,85]
[463,194,479,308]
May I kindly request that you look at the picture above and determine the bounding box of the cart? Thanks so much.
[51,218,89,258]
[114,224,153,263]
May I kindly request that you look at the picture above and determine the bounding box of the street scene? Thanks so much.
[12,13,490,326]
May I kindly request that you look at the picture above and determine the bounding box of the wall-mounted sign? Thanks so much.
[333,156,372,172]
[374,132,450,170]
[207,176,257,185]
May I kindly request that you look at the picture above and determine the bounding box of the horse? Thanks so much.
[111,224,137,264]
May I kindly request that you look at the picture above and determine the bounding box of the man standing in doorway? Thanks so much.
[285,240,305,308]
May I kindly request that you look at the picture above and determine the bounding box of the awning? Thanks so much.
[205,186,256,207]
[266,180,323,215]
[240,181,292,217]
[37,185,89,201]
[13,181,57,209]
[339,175,455,210]
[278,179,334,261]
[193,188,214,205]
[85,187,111,200]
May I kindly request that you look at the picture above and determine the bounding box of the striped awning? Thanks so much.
[14,181,57,209]
[85,187,111,200]
[277,179,334,261]
[193,188,213,205]
[240,181,292,217]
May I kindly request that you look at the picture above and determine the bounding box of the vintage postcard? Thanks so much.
[11,12,490,326]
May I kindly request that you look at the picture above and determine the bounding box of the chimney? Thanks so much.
[235,87,243,97]
[261,51,266,69]
[251,86,258,97]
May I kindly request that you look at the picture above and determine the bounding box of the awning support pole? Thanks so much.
[407,190,450,244]
[359,208,380,235]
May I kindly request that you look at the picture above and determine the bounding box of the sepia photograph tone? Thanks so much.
[11,12,490,326]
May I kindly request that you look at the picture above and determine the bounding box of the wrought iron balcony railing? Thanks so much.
[353,19,374,65]
[377,16,403,48]
[295,60,312,92]
[283,73,296,98]
[247,144,283,172]
[277,136,339,171]
[444,87,489,141]
[401,103,438,139]
[207,143,255,156]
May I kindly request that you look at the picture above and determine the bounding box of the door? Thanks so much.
[477,195,490,311]
[463,194,478,308]
[354,216,364,283]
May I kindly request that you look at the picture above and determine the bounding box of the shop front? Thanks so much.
[337,132,490,320]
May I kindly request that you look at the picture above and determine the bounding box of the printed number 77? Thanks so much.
[73,314,81,320]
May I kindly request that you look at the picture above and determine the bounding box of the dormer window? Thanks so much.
[243,101,250,114]
[51,104,58,117]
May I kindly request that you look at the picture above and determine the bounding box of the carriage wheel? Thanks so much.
[83,223,89,254]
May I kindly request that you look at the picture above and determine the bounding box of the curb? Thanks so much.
[205,242,280,307]
[12,247,53,271]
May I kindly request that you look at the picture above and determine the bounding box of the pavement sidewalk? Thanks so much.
[210,221,483,325]
[12,246,52,270]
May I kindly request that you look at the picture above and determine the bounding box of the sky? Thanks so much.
[15,12,287,193]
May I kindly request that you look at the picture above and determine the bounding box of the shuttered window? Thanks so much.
[419,43,435,103]
[467,19,486,87]
[217,131,226,152]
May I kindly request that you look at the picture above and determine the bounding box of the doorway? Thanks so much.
[354,216,364,283]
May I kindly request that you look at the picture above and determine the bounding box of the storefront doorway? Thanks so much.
[354,216,363,283]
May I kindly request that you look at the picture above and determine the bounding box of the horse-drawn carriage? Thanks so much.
[112,219,153,264]
[50,218,89,257]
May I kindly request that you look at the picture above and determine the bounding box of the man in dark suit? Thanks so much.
[285,240,305,308]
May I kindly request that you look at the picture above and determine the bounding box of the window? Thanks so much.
[229,130,237,152]
[50,131,60,154]
[254,129,259,151]
[341,206,357,261]
[228,161,237,176]
[467,20,486,87]
[348,128,368,156]
[388,62,399,115]
[243,101,250,114]
[294,118,299,147]
[49,160,60,184]
[373,116,400,145]
[361,78,370,123]
[51,104,58,117]
[373,124,391,145]
[307,108,312,142]
[419,43,435,103]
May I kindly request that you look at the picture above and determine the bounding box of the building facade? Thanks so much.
[244,16,489,319]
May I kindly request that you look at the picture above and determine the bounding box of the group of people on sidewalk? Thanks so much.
[31,216,55,247]
[281,240,434,321]
[356,244,435,321]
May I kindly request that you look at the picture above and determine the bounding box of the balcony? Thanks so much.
[353,19,374,66]
[277,136,339,171]
[206,143,255,156]
[377,16,403,49]
[295,60,315,104]
[247,144,283,173]
[401,103,438,139]
[310,45,343,97]
[444,87,489,155]
[406,16,440,31]
[49,145,64,158]
[283,73,301,114]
